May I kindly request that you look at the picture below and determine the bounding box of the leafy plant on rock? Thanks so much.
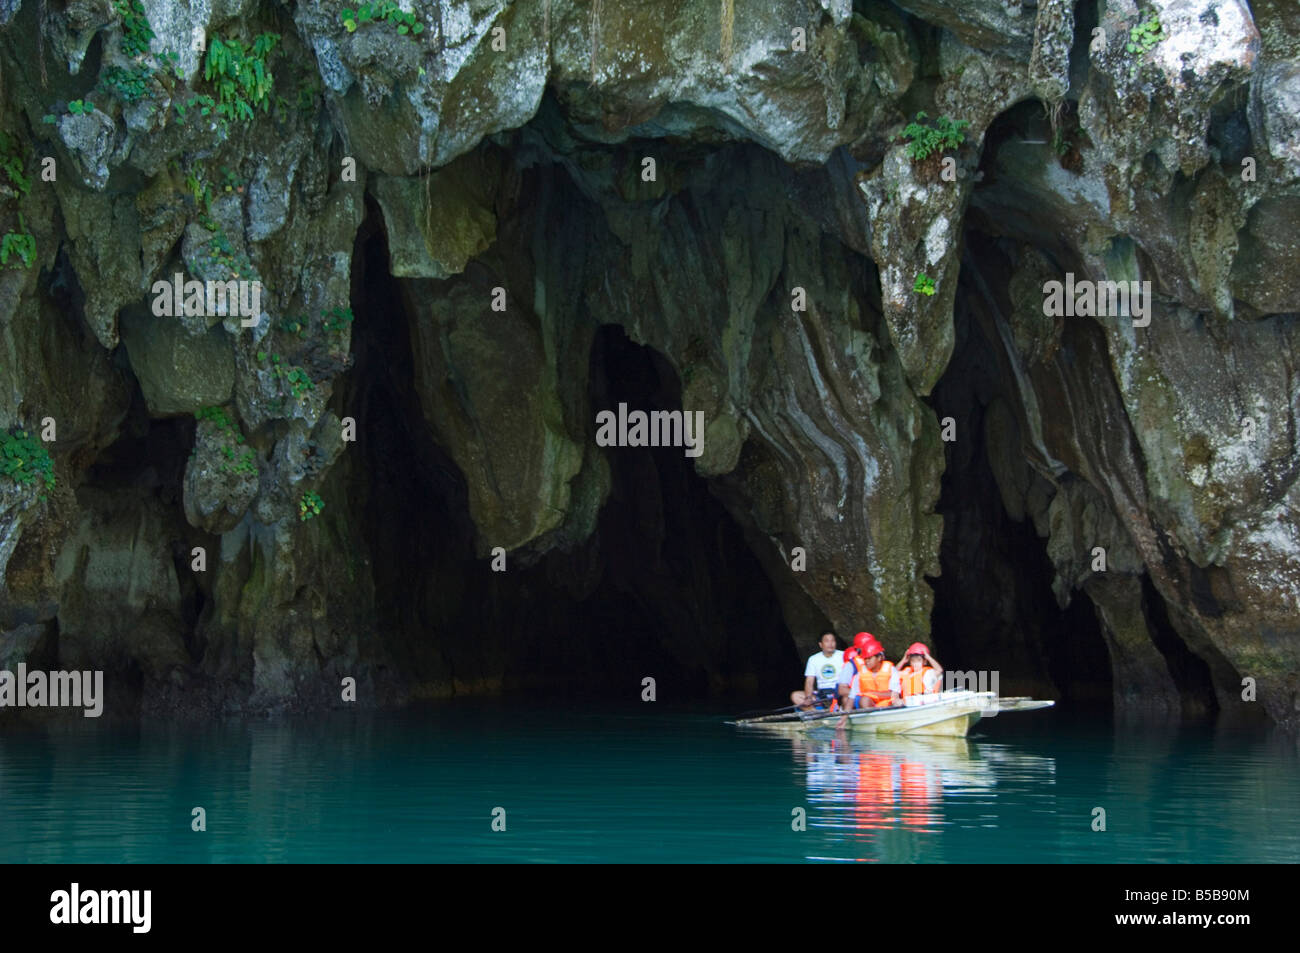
[297,81,320,113]
[221,445,257,475]
[902,112,969,161]
[1,213,36,269]
[913,272,937,296]
[320,306,354,333]
[0,131,31,196]
[279,316,310,338]
[195,406,256,477]
[101,65,150,103]
[299,490,324,521]
[283,367,315,401]
[186,169,212,211]
[1052,126,1072,157]
[207,226,256,280]
[98,3,185,107]
[218,165,246,193]
[1,427,55,489]
[260,353,315,404]
[279,306,353,341]
[113,0,156,58]
[341,3,425,37]
[196,404,239,434]
[1127,12,1164,56]
[1125,11,1164,78]
[204,33,280,123]
[173,93,217,125]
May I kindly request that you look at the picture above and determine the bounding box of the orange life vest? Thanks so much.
[899,665,938,699]
[853,658,895,707]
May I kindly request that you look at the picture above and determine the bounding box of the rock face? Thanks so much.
[0,0,1296,727]
[121,309,237,415]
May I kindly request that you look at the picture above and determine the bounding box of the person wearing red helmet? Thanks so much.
[896,642,943,702]
[790,632,843,711]
[837,632,898,709]
[835,648,860,706]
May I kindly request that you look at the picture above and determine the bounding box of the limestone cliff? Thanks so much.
[0,0,1295,727]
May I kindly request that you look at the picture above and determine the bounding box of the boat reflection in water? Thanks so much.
[789,730,1057,862]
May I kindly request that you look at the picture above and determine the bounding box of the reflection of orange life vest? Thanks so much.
[853,751,894,831]
[899,666,938,699]
[853,659,896,706]
[898,760,930,829]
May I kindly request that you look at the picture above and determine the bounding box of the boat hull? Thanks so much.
[840,692,994,736]
[729,691,1052,737]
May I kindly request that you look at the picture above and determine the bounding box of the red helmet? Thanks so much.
[843,648,859,664]
[854,632,884,657]
[905,642,929,657]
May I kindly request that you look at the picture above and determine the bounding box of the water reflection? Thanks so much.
[789,730,1057,863]
[4,709,1300,862]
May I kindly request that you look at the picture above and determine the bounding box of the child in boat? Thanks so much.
[895,643,943,703]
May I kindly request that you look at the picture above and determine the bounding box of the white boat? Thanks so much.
[729,691,1054,737]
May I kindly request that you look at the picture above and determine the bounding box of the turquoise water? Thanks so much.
[2,704,1297,863]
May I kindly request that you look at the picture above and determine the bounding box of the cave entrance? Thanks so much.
[350,205,797,702]
[935,93,1228,717]
[575,323,798,699]
[926,246,1113,708]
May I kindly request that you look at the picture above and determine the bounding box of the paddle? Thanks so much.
[735,703,800,719]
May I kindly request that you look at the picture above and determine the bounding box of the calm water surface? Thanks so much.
[2,704,1297,862]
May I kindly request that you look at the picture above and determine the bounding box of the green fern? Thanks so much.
[204,33,279,124]
[1,213,36,269]
[0,131,31,196]
[902,112,969,162]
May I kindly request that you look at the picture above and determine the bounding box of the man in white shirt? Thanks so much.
[791,633,843,711]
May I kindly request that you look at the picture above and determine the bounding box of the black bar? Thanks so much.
[12,864,1275,939]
